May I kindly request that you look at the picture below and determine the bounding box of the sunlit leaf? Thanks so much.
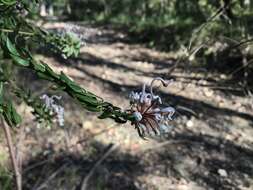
[10,54,30,66]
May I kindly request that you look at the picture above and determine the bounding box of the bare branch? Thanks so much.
[81,144,117,190]
[1,118,22,190]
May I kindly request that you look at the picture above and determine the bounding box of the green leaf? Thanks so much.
[0,82,3,105]
[10,102,22,125]
[60,72,85,94]
[60,72,73,84]
[69,83,84,94]
[98,111,112,119]
[37,72,54,81]
[0,82,3,95]
[1,0,16,6]
[6,37,19,56]
[44,63,60,79]
[3,102,22,126]
[111,116,127,124]
[62,47,69,53]
[74,93,100,106]
[2,112,12,127]
[10,54,30,66]
[32,61,46,72]
[2,104,12,127]
[80,102,101,112]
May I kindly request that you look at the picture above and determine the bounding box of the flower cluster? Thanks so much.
[40,94,65,127]
[129,78,175,138]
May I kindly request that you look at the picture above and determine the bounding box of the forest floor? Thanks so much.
[1,22,253,190]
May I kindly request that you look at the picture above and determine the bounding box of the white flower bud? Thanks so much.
[133,111,142,122]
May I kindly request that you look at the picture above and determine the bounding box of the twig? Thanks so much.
[1,118,22,190]
[0,28,34,36]
[227,58,253,77]
[176,105,197,116]
[34,163,69,190]
[81,144,117,190]
[229,38,253,50]
[23,159,51,174]
[188,2,231,51]
[15,125,25,190]
[167,4,226,91]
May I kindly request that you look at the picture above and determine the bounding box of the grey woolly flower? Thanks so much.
[40,94,65,127]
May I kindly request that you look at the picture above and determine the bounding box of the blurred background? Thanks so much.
[1,0,253,189]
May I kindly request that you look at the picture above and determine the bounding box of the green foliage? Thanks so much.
[0,166,12,190]
[14,87,54,127]
[2,101,22,127]
[64,0,253,50]
[43,32,81,59]
[0,0,135,130]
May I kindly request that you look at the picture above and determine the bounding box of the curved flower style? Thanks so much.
[129,78,175,138]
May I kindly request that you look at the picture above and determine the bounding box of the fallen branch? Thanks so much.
[81,144,117,190]
[35,163,69,190]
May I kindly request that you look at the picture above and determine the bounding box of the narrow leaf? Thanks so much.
[10,54,30,66]
[6,37,19,56]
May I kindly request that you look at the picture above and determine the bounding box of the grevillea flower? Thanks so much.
[129,78,175,138]
[40,94,65,127]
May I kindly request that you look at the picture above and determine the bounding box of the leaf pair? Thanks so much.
[0,81,21,127]
[2,101,22,127]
